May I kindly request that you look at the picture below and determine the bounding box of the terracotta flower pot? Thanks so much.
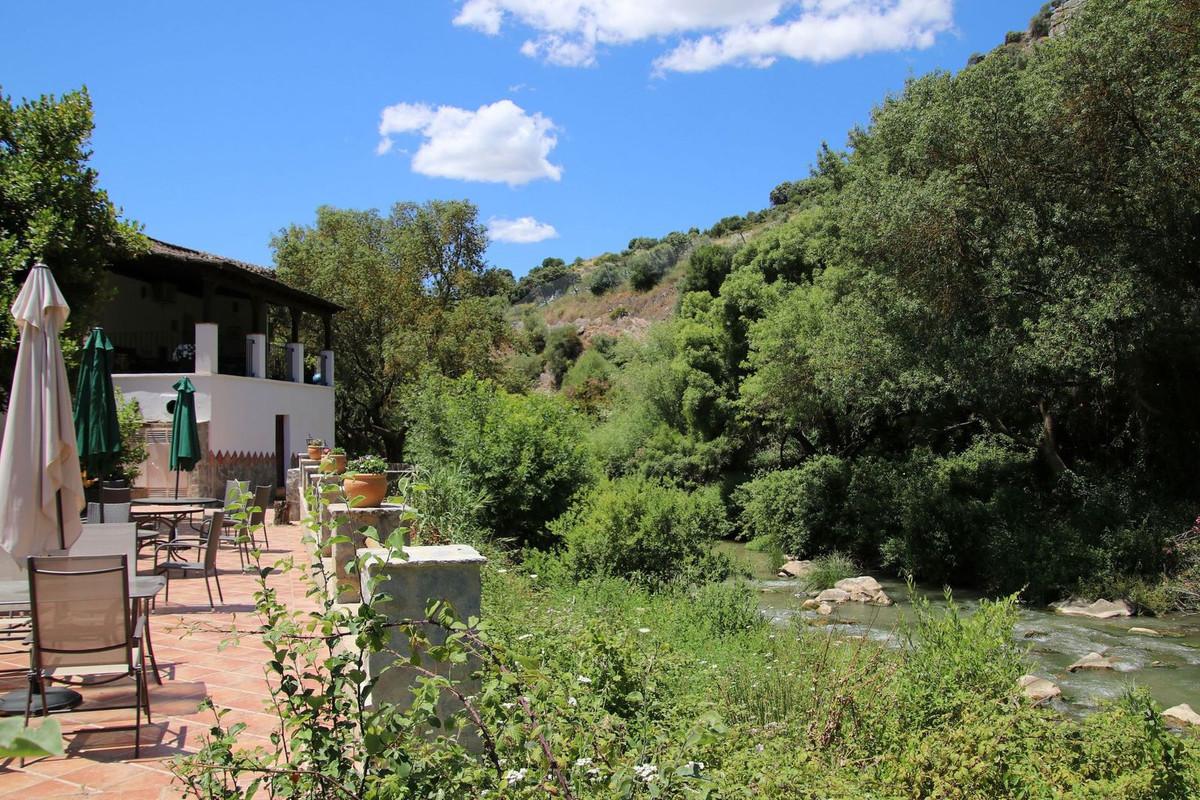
[343,473,387,508]
[307,445,324,461]
[319,453,347,474]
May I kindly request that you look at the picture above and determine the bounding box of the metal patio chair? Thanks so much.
[154,511,225,609]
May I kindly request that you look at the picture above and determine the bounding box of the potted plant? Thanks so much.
[343,454,388,508]
[306,438,326,461]
[320,446,347,474]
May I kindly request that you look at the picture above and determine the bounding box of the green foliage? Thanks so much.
[511,256,571,302]
[735,457,850,558]
[627,242,679,291]
[0,87,145,402]
[498,351,544,393]
[346,454,387,474]
[408,375,594,546]
[802,551,858,591]
[678,243,733,297]
[113,389,147,482]
[273,201,505,460]
[542,325,582,386]
[552,476,732,588]
[0,717,63,759]
[587,261,623,295]
[561,349,614,413]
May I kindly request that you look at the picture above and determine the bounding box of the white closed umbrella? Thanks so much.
[0,264,85,579]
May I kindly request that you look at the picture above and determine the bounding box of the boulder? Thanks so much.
[815,588,851,604]
[801,598,821,611]
[1017,674,1061,704]
[829,576,892,605]
[816,602,834,616]
[1068,652,1117,672]
[1128,627,1161,637]
[1053,599,1132,619]
[1162,704,1200,727]
[779,560,816,579]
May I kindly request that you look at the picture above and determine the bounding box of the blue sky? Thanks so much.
[2,1,1043,278]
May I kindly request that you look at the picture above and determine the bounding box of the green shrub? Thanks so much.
[497,351,544,393]
[802,551,858,591]
[587,262,623,295]
[542,325,582,386]
[679,243,733,297]
[735,456,851,557]
[346,454,387,474]
[684,581,763,638]
[408,376,595,546]
[561,349,614,413]
[552,476,731,588]
[628,242,678,291]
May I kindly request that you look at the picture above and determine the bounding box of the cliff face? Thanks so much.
[1051,0,1088,37]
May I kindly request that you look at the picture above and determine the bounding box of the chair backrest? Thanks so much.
[249,485,272,526]
[27,555,131,672]
[86,502,132,524]
[204,511,224,571]
[100,485,132,504]
[223,480,249,512]
[71,523,137,586]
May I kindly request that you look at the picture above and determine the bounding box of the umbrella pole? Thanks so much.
[174,468,181,499]
[55,489,64,550]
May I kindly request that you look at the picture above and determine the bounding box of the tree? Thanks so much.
[272,201,506,459]
[0,87,144,403]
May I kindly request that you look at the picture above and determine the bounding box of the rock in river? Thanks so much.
[815,588,851,604]
[833,576,893,606]
[1068,652,1117,672]
[1017,674,1061,704]
[778,560,815,579]
[1128,627,1161,637]
[1162,704,1200,727]
[1052,599,1132,619]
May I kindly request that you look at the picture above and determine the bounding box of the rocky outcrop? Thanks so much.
[1052,599,1132,619]
[1018,674,1062,704]
[1162,704,1200,727]
[1068,652,1117,672]
[778,560,815,579]
[1050,0,1088,38]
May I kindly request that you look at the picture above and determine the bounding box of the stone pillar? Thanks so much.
[286,342,304,383]
[327,502,415,603]
[194,323,218,375]
[362,545,486,730]
[319,350,335,387]
[245,333,267,378]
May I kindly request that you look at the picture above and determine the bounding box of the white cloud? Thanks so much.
[488,216,559,243]
[376,99,562,186]
[452,0,954,72]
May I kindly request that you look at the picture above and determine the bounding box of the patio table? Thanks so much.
[131,496,220,507]
[130,503,207,541]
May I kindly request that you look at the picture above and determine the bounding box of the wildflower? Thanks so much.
[501,702,516,710]
[577,675,592,684]
[587,767,603,783]
[686,761,706,772]
[517,633,534,641]
[567,696,578,707]
[504,768,527,784]
[637,627,651,634]
[634,763,658,783]
[574,757,593,767]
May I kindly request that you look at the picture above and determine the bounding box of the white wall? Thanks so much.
[113,373,334,460]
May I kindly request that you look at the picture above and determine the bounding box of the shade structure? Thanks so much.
[169,376,201,497]
[73,327,122,482]
[0,264,86,579]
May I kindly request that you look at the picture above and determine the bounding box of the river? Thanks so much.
[718,542,1200,714]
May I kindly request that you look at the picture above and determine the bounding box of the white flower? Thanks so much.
[517,633,534,641]
[504,768,527,784]
[687,760,706,772]
[637,627,651,634]
[634,763,658,783]
[587,767,603,783]
[574,757,593,767]
[529,574,538,579]
[567,696,578,707]
[502,702,516,710]
[577,675,592,684]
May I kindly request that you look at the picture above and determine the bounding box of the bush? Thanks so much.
[552,476,731,588]
[735,456,851,557]
[497,351,544,393]
[684,581,763,638]
[407,376,595,546]
[588,262,623,295]
[628,243,678,291]
[802,552,858,591]
[542,325,582,386]
[679,243,733,297]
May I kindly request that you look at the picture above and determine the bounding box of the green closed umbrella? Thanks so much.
[169,376,201,498]
[74,327,122,484]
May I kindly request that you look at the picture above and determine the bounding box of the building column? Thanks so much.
[194,323,218,374]
[245,333,267,378]
[286,342,304,383]
[319,350,334,387]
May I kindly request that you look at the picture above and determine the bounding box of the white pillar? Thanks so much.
[194,323,218,374]
[319,350,335,387]
[245,333,267,378]
[286,342,304,383]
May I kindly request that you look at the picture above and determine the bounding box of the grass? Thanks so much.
[802,551,859,591]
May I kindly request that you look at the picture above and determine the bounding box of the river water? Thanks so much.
[718,542,1200,714]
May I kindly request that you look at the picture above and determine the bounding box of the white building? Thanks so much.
[101,238,339,498]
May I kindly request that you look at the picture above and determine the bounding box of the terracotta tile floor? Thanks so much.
[0,514,312,798]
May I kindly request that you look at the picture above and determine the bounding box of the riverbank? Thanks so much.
[717,541,1200,717]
